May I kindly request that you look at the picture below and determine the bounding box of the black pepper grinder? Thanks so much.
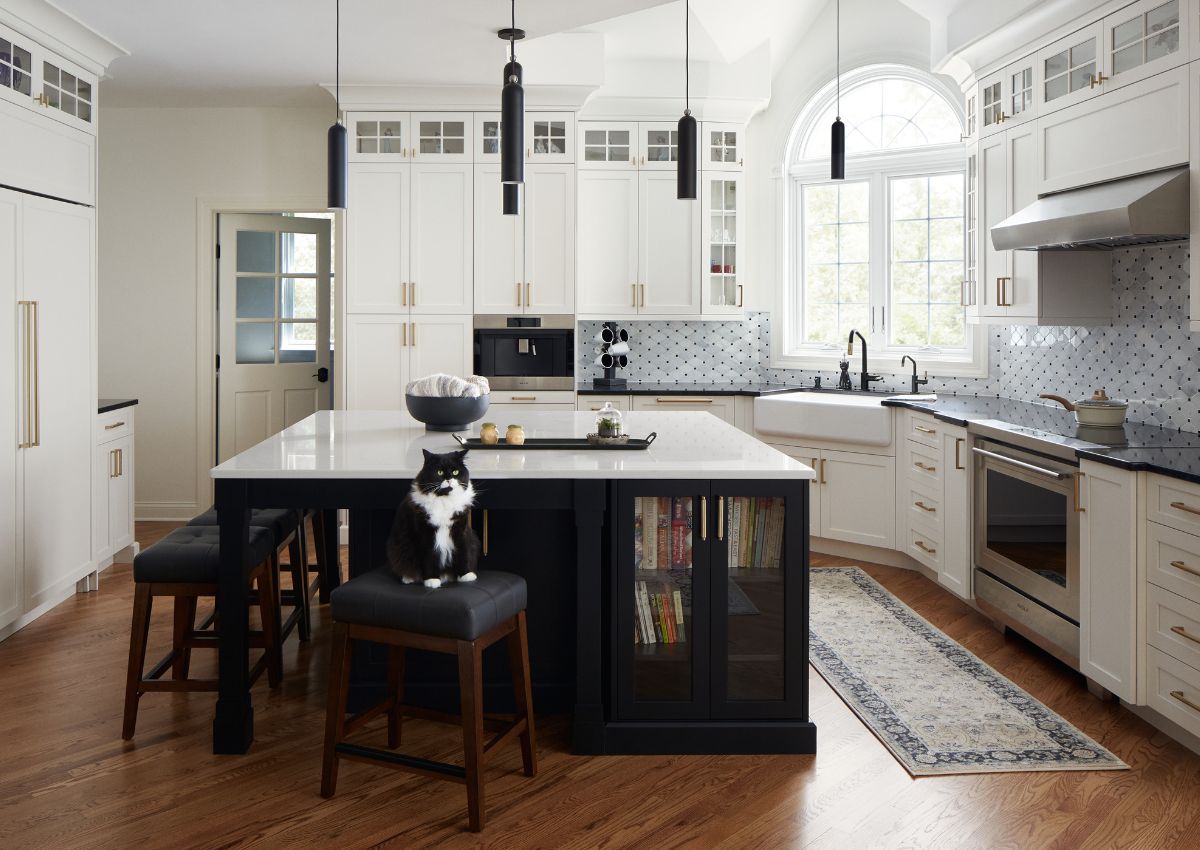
[837,358,852,391]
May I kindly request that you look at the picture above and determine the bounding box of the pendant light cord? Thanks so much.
[510,0,517,65]
[685,1,690,113]
[335,0,340,122]
[835,0,840,119]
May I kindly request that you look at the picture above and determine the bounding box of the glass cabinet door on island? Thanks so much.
[615,484,711,720]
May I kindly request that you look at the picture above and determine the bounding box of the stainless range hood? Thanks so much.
[992,166,1190,251]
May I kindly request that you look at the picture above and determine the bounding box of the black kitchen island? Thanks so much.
[211,410,815,756]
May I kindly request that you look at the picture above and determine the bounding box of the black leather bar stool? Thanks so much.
[122,525,281,740]
[189,508,316,642]
[320,569,537,832]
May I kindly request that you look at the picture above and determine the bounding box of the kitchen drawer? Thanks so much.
[490,390,576,406]
[906,440,942,484]
[905,521,942,571]
[486,402,575,421]
[96,409,134,444]
[1147,582,1200,673]
[1146,646,1200,740]
[577,394,631,412]
[1147,475,1200,538]
[906,413,941,448]
[1146,520,1200,606]
[900,477,943,531]
[631,395,736,425]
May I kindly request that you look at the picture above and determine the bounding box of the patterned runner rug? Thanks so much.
[810,567,1128,776]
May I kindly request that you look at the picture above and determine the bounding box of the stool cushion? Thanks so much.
[134,526,274,584]
[331,569,527,641]
[187,507,299,543]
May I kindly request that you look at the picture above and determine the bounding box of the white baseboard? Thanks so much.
[136,500,202,521]
[811,536,926,573]
[1122,701,1200,759]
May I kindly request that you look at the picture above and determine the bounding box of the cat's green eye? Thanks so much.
[452,470,460,476]
[437,470,444,476]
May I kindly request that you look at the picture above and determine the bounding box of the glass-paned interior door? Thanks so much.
[217,213,331,461]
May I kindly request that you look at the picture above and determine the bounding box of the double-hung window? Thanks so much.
[779,66,985,376]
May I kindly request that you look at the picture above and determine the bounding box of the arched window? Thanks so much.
[778,65,985,375]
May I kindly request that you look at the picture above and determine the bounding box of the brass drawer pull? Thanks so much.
[700,496,708,542]
[510,396,537,401]
[914,501,936,513]
[1170,690,1200,713]
[915,541,937,555]
[1170,625,1200,646]
[104,421,126,430]
[1074,472,1085,513]
[717,496,725,542]
[955,437,964,470]
[812,457,820,485]
[820,458,827,484]
[1170,501,1200,517]
[914,462,937,473]
[914,425,937,435]
[516,281,522,307]
[402,281,408,306]
[483,509,489,556]
[632,283,638,307]
[655,398,713,404]
[1170,559,1200,578]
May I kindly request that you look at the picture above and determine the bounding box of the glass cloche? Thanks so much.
[594,402,624,437]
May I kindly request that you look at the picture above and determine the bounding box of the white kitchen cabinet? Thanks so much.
[963,144,979,318]
[0,195,19,633]
[820,449,896,549]
[409,163,473,313]
[350,112,410,162]
[977,68,1004,137]
[346,163,409,313]
[1037,22,1104,114]
[93,408,135,566]
[1079,459,1139,702]
[1101,0,1189,92]
[630,394,737,426]
[411,113,472,163]
[0,97,94,207]
[473,164,524,314]
[637,121,679,170]
[978,53,1037,137]
[344,314,471,411]
[576,169,640,315]
[578,122,638,169]
[525,112,574,164]
[940,426,971,599]
[702,122,742,171]
[639,170,700,315]
[1036,64,1189,195]
[487,390,577,420]
[702,173,743,316]
[975,133,1007,321]
[1187,60,1200,332]
[576,395,631,412]
[474,113,502,163]
[1003,123,1039,320]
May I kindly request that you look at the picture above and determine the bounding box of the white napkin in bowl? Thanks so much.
[406,373,491,398]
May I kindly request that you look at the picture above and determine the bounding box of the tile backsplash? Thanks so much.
[578,243,1200,431]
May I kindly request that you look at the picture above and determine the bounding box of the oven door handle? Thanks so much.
[971,446,1069,480]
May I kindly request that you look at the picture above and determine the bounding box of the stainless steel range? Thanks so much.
[970,421,1094,667]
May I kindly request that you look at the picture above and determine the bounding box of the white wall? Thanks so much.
[743,0,941,315]
[98,106,328,519]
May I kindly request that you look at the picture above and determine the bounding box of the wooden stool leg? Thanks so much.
[387,645,406,749]
[289,535,311,642]
[457,640,486,832]
[122,584,153,740]
[315,511,333,604]
[321,622,351,798]
[171,596,198,680]
[257,560,283,688]
[507,610,537,778]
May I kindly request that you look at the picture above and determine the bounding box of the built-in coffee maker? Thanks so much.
[473,316,574,391]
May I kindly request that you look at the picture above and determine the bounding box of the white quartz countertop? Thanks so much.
[211,410,815,480]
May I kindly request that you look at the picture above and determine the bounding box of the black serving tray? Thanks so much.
[453,432,657,450]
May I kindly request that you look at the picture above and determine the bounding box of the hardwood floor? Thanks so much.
[2,525,1199,849]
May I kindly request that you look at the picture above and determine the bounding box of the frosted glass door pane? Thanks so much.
[236,231,275,273]
[236,323,275,364]
[236,277,274,318]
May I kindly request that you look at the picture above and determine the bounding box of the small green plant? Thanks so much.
[597,418,621,436]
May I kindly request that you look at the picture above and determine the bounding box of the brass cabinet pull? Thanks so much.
[118,448,123,477]
[955,437,964,470]
[401,322,407,347]
[110,449,118,479]
[915,425,937,435]
[1074,472,1085,513]
[915,540,937,555]
[1090,72,1109,89]
[1170,501,1200,517]
[483,509,489,556]
[402,281,408,306]
[410,282,416,305]
[1170,690,1200,713]
[914,462,937,473]
[812,457,820,484]
[510,396,537,401]
[717,496,725,541]
[700,496,708,541]
[640,283,646,308]
[632,283,638,307]
[820,458,827,484]
[516,281,522,307]
[737,284,744,308]
[19,301,33,448]
[410,322,416,347]
[1170,625,1200,646]
[1170,559,1200,578]
[24,301,40,447]
[915,500,936,513]
[655,397,712,404]
[526,282,532,307]
[105,421,126,430]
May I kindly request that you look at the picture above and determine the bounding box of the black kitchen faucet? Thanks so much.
[847,330,882,391]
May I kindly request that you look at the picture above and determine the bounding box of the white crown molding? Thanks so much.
[577,94,770,125]
[0,0,127,77]
[322,83,600,113]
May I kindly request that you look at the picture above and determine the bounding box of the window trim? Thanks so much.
[774,66,987,379]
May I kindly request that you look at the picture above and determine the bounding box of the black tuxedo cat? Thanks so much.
[387,449,480,588]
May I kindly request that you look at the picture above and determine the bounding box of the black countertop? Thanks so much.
[881,394,1200,484]
[577,382,800,397]
[98,398,138,414]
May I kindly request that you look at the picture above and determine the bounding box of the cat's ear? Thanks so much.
[421,448,435,462]
[454,448,469,462]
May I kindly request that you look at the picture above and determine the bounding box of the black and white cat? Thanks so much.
[387,448,481,589]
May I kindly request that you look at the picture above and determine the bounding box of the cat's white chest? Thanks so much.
[412,482,475,566]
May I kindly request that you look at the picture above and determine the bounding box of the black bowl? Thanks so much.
[405,394,490,432]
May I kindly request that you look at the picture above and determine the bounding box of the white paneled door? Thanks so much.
[217,213,331,462]
[0,192,20,631]
[409,164,473,313]
[576,169,639,315]
[523,164,575,314]
[473,164,524,314]
[639,170,700,315]
[20,195,94,610]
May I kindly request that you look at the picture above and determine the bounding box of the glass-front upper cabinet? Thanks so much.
[525,112,573,163]
[963,144,979,318]
[702,122,742,171]
[474,113,502,163]
[701,174,742,316]
[0,23,97,133]
[638,121,680,170]
[40,59,93,127]
[1037,22,1105,112]
[1102,0,1189,90]
[0,24,34,107]
[578,121,638,170]
[411,112,472,163]
[963,88,977,142]
[978,54,1036,137]
[349,112,411,162]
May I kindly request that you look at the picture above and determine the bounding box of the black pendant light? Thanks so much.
[676,1,697,200]
[500,0,525,186]
[830,0,845,180]
[327,0,346,208]
[501,49,524,215]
